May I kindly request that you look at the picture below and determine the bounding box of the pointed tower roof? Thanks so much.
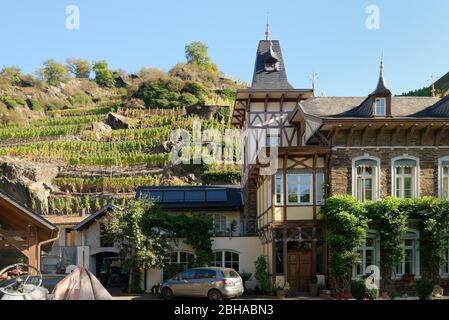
[250,20,293,89]
[372,55,391,95]
[251,40,293,89]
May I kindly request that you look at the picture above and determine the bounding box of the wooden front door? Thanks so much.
[287,251,312,291]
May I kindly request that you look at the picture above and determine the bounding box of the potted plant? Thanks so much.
[335,291,351,300]
[414,279,436,300]
[350,279,379,300]
[276,285,286,299]
[309,276,318,297]
[380,291,389,300]
[276,281,290,299]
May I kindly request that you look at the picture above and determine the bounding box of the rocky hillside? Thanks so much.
[0,42,246,217]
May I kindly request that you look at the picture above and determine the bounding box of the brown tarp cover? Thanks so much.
[53,267,112,300]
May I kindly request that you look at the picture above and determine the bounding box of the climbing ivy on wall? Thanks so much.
[365,197,409,287]
[322,195,449,294]
[321,195,369,294]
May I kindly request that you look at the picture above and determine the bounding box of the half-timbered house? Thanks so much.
[232,31,449,293]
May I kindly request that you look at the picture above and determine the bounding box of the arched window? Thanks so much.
[392,156,419,199]
[167,251,195,270]
[438,157,449,199]
[353,230,380,278]
[352,156,380,202]
[213,250,239,271]
[394,229,420,278]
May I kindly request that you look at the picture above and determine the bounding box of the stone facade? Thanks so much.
[330,148,445,198]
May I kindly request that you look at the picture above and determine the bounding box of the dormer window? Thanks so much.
[374,98,386,116]
[264,59,279,72]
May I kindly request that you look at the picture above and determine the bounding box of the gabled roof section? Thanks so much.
[251,40,293,90]
[413,94,449,117]
[74,204,121,231]
[335,58,392,117]
[135,186,243,211]
[299,96,441,118]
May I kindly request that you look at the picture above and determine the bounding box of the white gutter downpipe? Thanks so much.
[37,229,60,271]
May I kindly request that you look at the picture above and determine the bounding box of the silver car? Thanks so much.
[161,267,244,300]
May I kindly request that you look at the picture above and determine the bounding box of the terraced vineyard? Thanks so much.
[0,104,241,216]
[0,47,246,217]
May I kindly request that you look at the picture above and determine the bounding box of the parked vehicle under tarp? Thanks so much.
[52,267,112,300]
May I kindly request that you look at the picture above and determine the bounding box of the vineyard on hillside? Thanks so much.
[0,42,246,217]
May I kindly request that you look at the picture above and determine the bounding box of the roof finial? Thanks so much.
[265,13,271,41]
[431,73,436,97]
[309,71,318,95]
[379,51,384,78]
[372,52,391,95]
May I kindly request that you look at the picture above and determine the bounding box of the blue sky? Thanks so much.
[1,0,449,96]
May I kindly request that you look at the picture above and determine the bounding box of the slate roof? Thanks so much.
[135,186,243,211]
[300,96,441,118]
[372,60,391,96]
[435,71,449,92]
[413,94,449,117]
[251,40,293,90]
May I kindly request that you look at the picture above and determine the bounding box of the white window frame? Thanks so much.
[438,156,449,199]
[391,156,420,199]
[213,214,228,235]
[167,251,195,270]
[267,177,272,207]
[393,229,420,279]
[213,250,240,271]
[275,174,283,205]
[352,155,381,201]
[287,173,313,205]
[353,230,380,278]
[374,98,386,116]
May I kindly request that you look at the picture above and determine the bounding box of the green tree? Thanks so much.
[104,201,171,293]
[185,41,218,73]
[0,66,22,84]
[39,59,69,85]
[93,60,116,88]
[66,58,91,78]
[254,255,274,294]
[185,41,211,65]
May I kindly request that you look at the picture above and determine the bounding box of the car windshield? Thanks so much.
[223,269,240,278]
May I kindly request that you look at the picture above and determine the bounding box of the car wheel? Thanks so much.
[161,287,173,300]
[208,289,223,301]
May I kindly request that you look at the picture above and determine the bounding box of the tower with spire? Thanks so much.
[372,54,391,96]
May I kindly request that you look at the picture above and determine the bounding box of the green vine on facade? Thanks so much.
[321,195,369,294]
[322,195,449,293]
[365,197,408,287]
